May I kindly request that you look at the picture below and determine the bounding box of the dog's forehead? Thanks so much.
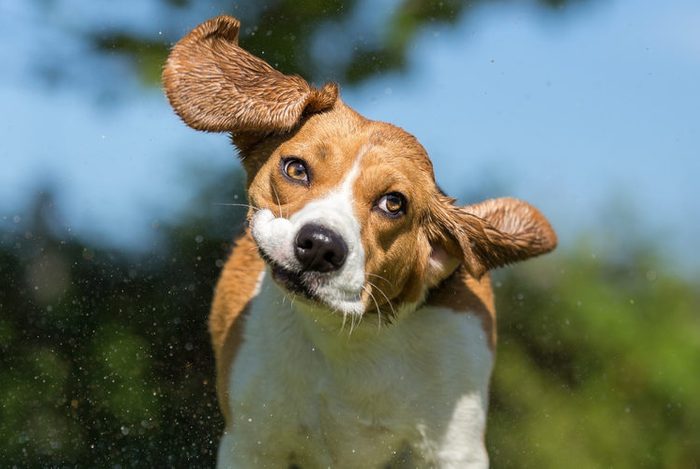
[288,100,436,180]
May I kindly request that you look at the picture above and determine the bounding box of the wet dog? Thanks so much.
[163,16,557,468]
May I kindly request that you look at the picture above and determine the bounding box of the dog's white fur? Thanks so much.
[217,273,493,468]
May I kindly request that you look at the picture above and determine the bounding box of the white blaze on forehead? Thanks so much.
[250,145,368,315]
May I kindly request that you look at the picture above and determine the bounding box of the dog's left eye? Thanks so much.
[282,158,310,185]
[375,192,406,217]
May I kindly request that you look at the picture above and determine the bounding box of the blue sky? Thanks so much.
[1,0,698,271]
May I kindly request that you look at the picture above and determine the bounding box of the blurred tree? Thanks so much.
[91,0,591,86]
[1,191,235,465]
[489,249,700,467]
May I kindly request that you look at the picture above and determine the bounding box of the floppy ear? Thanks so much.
[428,196,557,280]
[162,16,338,136]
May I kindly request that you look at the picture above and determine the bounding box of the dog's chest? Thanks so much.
[220,276,493,468]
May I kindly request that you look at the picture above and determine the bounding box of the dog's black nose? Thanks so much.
[294,224,348,273]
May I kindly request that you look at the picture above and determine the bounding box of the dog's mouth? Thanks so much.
[270,264,317,300]
[257,248,319,303]
[257,247,365,315]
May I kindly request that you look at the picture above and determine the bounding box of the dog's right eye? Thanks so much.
[375,192,407,218]
[281,157,310,186]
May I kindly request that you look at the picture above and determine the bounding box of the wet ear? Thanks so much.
[429,196,557,279]
[162,16,338,135]
[424,243,461,288]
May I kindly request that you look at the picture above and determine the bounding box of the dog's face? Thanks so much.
[244,106,448,317]
[163,16,557,320]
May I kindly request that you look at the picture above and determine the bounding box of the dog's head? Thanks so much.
[163,16,557,320]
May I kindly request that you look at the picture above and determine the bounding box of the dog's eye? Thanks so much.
[282,158,310,185]
[375,193,406,218]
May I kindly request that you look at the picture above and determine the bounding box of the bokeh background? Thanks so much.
[1,0,699,466]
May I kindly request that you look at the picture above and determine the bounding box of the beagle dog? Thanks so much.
[163,16,556,468]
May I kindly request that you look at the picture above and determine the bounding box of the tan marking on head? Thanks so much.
[348,124,439,315]
[244,101,370,219]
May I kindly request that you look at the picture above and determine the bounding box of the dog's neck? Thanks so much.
[257,267,429,362]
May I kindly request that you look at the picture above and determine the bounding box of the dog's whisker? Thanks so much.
[213,202,262,211]
[270,184,284,219]
[363,285,383,332]
[366,276,392,324]
[340,310,348,333]
[367,272,391,284]
[348,309,358,337]
[367,280,397,319]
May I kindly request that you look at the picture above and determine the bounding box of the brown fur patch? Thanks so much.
[209,230,264,425]
[162,16,337,134]
[350,127,440,314]
[427,268,497,349]
[243,100,367,215]
[426,195,558,279]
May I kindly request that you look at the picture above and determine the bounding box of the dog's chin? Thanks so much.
[270,264,315,300]
[268,263,364,316]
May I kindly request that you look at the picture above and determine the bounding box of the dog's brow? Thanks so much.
[316,143,330,160]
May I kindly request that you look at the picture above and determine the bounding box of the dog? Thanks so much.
[163,16,557,468]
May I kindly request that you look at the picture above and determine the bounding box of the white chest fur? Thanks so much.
[217,274,493,468]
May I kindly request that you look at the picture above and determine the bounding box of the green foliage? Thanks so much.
[91,0,586,86]
[1,181,698,466]
[0,193,233,465]
[489,250,700,467]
